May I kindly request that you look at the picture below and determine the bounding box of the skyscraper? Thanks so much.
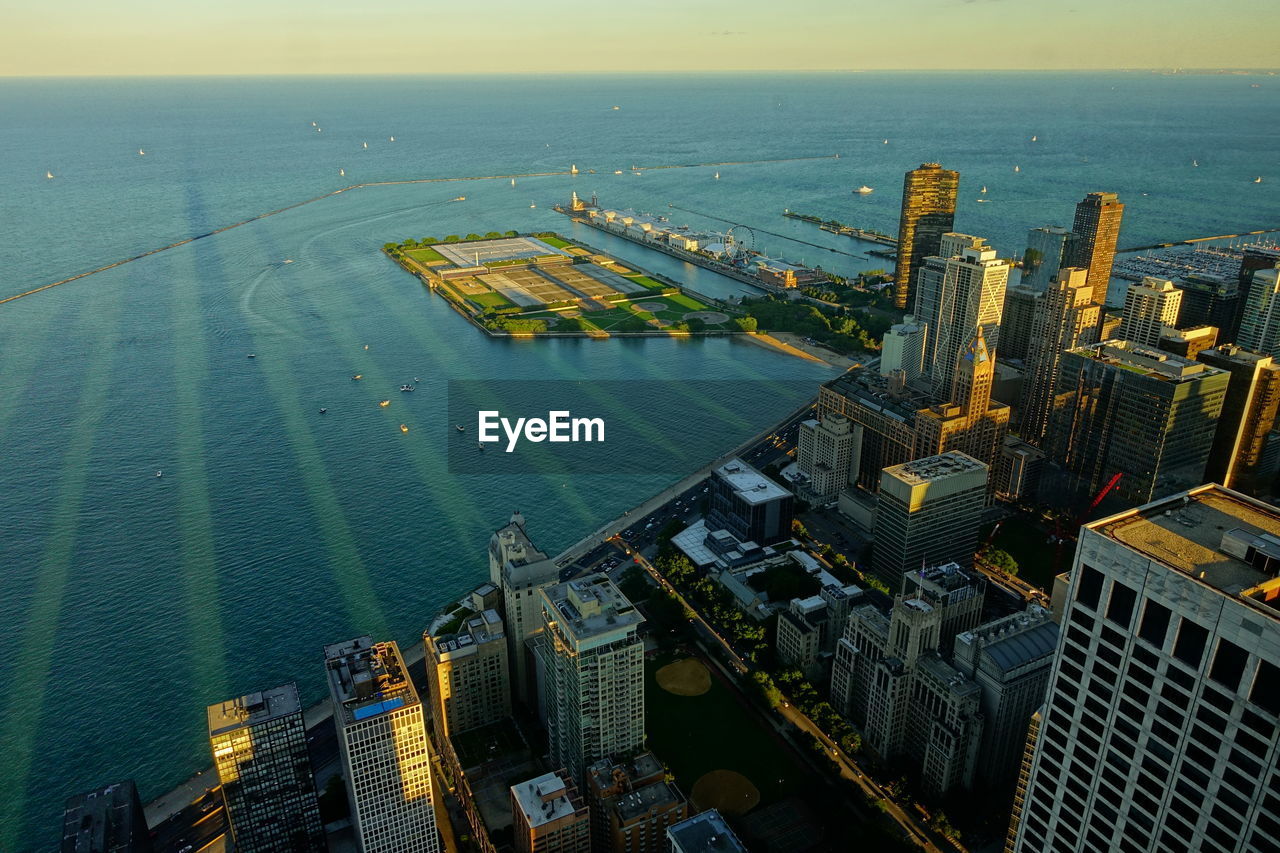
[796,413,860,501]
[914,327,1010,472]
[325,637,439,853]
[1229,246,1280,341]
[207,684,325,853]
[1007,485,1280,853]
[893,163,959,309]
[489,512,559,706]
[880,314,927,381]
[424,608,512,739]
[914,240,1010,400]
[1047,341,1228,505]
[1020,226,1079,293]
[1019,268,1100,446]
[61,781,152,853]
[535,575,644,784]
[998,285,1039,361]
[1070,191,1124,309]
[1197,344,1280,496]
[1237,267,1280,357]
[872,452,988,580]
[1118,276,1182,347]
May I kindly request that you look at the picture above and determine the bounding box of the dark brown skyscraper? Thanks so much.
[893,162,958,309]
[1069,191,1124,310]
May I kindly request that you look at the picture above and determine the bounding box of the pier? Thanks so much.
[782,210,899,248]
[664,204,871,260]
[1116,226,1280,254]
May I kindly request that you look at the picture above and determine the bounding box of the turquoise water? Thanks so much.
[0,73,1276,850]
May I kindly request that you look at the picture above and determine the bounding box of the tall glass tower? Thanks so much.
[1070,192,1125,310]
[893,163,959,310]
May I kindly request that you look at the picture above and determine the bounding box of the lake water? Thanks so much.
[0,72,1276,850]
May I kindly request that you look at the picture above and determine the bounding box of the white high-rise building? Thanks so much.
[535,575,645,784]
[1007,485,1280,853]
[489,512,559,706]
[325,637,439,853]
[1238,267,1280,357]
[796,413,861,501]
[913,237,1010,400]
[1118,276,1183,347]
[880,314,928,381]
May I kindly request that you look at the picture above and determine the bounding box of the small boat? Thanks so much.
[399,384,415,392]
[363,344,369,350]
[311,121,317,127]
[455,425,464,432]
[413,377,420,383]
[46,171,54,179]
[612,105,621,110]
[138,148,146,156]
[714,172,720,179]
[339,168,345,177]
[1255,177,1264,184]
[363,141,368,149]
[247,353,256,359]
[455,196,466,202]
[511,178,516,186]
[614,170,623,175]
[351,374,362,380]
[976,198,991,203]
[981,185,987,194]
[379,400,390,407]
[882,139,889,144]
[389,136,395,142]
[319,408,327,414]
[400,424,409,433]
[1192,160,1198,167]
[530,203,537,208]
[570,164,579,174]
[316,127,322,133]
[478,442,485,452]
[855,186,873,194]
[156,470,163,478]
[283,258,293,264]
[1031,135,1038,142]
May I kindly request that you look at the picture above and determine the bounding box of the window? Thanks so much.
[1173,619,1209,668]
[1138,599,1171,647]
[1250,659,1280,715]
[1077,564,1104,609]
[1210,639,1249,692]
[1107,581,1137,627]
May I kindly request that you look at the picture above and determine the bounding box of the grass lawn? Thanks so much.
[627,274,669,291]
[404,246,447,264]
[538,235,574,249]
[986,516,1059,590]
[646,653,807,808]
[468,291,515,310]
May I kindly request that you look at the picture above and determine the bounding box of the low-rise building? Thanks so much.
[704,458,794,546]
[510,770,591,853]
[775,583,863,677]
[586,753,689,853]
[667,810,750,853]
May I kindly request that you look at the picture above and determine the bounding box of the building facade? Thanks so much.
[424,608,512,739]
[1118,276,1182,347]
[325,637,439,853]
[893,163,959,309]
[1070,191,1125,310]
[490,512,559,706]
[1021,226,1079,293]
[585,753,688,853]
[667,810,749,853]
[872,452,988,581]
[1237,267,1280,357]
[1197,344,1280,496]
[914,326,1010,473]
[1047,341,1228,505]
[704,458,794,545]
[1008,485,1280,853]
[510,771,591,853]
[999,285,1039,362]
[817,369,929,493]
[1158,325,1218,360]
[61,781,152,853]
[1018,267,1100,447]
[880,314,928,381]
[796,414,859,501]
[536,575,645,784]
[207,684,325,853]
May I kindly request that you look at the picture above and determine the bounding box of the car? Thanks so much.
[179,846,194,853]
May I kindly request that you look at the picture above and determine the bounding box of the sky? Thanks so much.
[0,0,1275,76]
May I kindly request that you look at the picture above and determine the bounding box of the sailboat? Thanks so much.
[1031,135,1038,142]
[363,141,368,149]
[389,136,396,142]
[981,185,988,194]
[1193,159,1199,166]
[138,148,146,156]
[571,164,579,174]
[316,127,322,133]
[714,172,720,179]
[311,121,317,127]
[339,168,345,177]
[530,202,537,208]
[45,170,54,179]
[1257,177,1264,184]
[511,178,516,187]
[882,139,889,144]
[1014,165,1021,173]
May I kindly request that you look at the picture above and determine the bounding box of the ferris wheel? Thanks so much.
[724,225,757,258]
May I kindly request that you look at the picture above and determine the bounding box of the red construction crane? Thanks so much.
[1052,472,1124,574]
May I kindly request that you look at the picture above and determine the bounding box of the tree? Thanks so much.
[465,233,483,240]
[791,519,808,538]
[421,236,438,245]
[685,316,706,332]
[734,316,757,332]
[751,671,783,708]
[980,546,1020,576]
[618,565,652,603]
[504,230,519,237]
[444,235,461,243]
[484,231,502,239]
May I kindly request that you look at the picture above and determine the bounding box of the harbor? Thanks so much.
[782,210,900,249]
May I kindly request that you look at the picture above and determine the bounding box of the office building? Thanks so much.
[880,314,927,381]
[1007,485,1280,853]
[61,781,152,853]
[995,436,1046,503]
[490,512,559,705]
[667,810,749,853]
[914,239,1010,400]
[1230,246,1280,341]
[585,753,688,853]
[1070,191,1125,309]
[325,637,439,853]
[999,285,1039,362]
[1047,340,1228,505]
[1197,344,1280,495]
[424,608,511,739]
[818,368,931,493]
[914,327,1010,471]
[536,575,645,783]
[1158,325,1218,359]
[829,563,986,796]
[796,414,859,502]
[1021,226,1079,293]
[207,684,325,853]
[1174,272,1237,335]
[952,608,1059,790]
[873,452,988,580]
[1019,268,1100,447]
[704,458,794,545]
[1237,267,1280,357]
[893,163,959,309]
[775,582,863,677]
[1118,277,1182,347]
[510,771,591,853]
